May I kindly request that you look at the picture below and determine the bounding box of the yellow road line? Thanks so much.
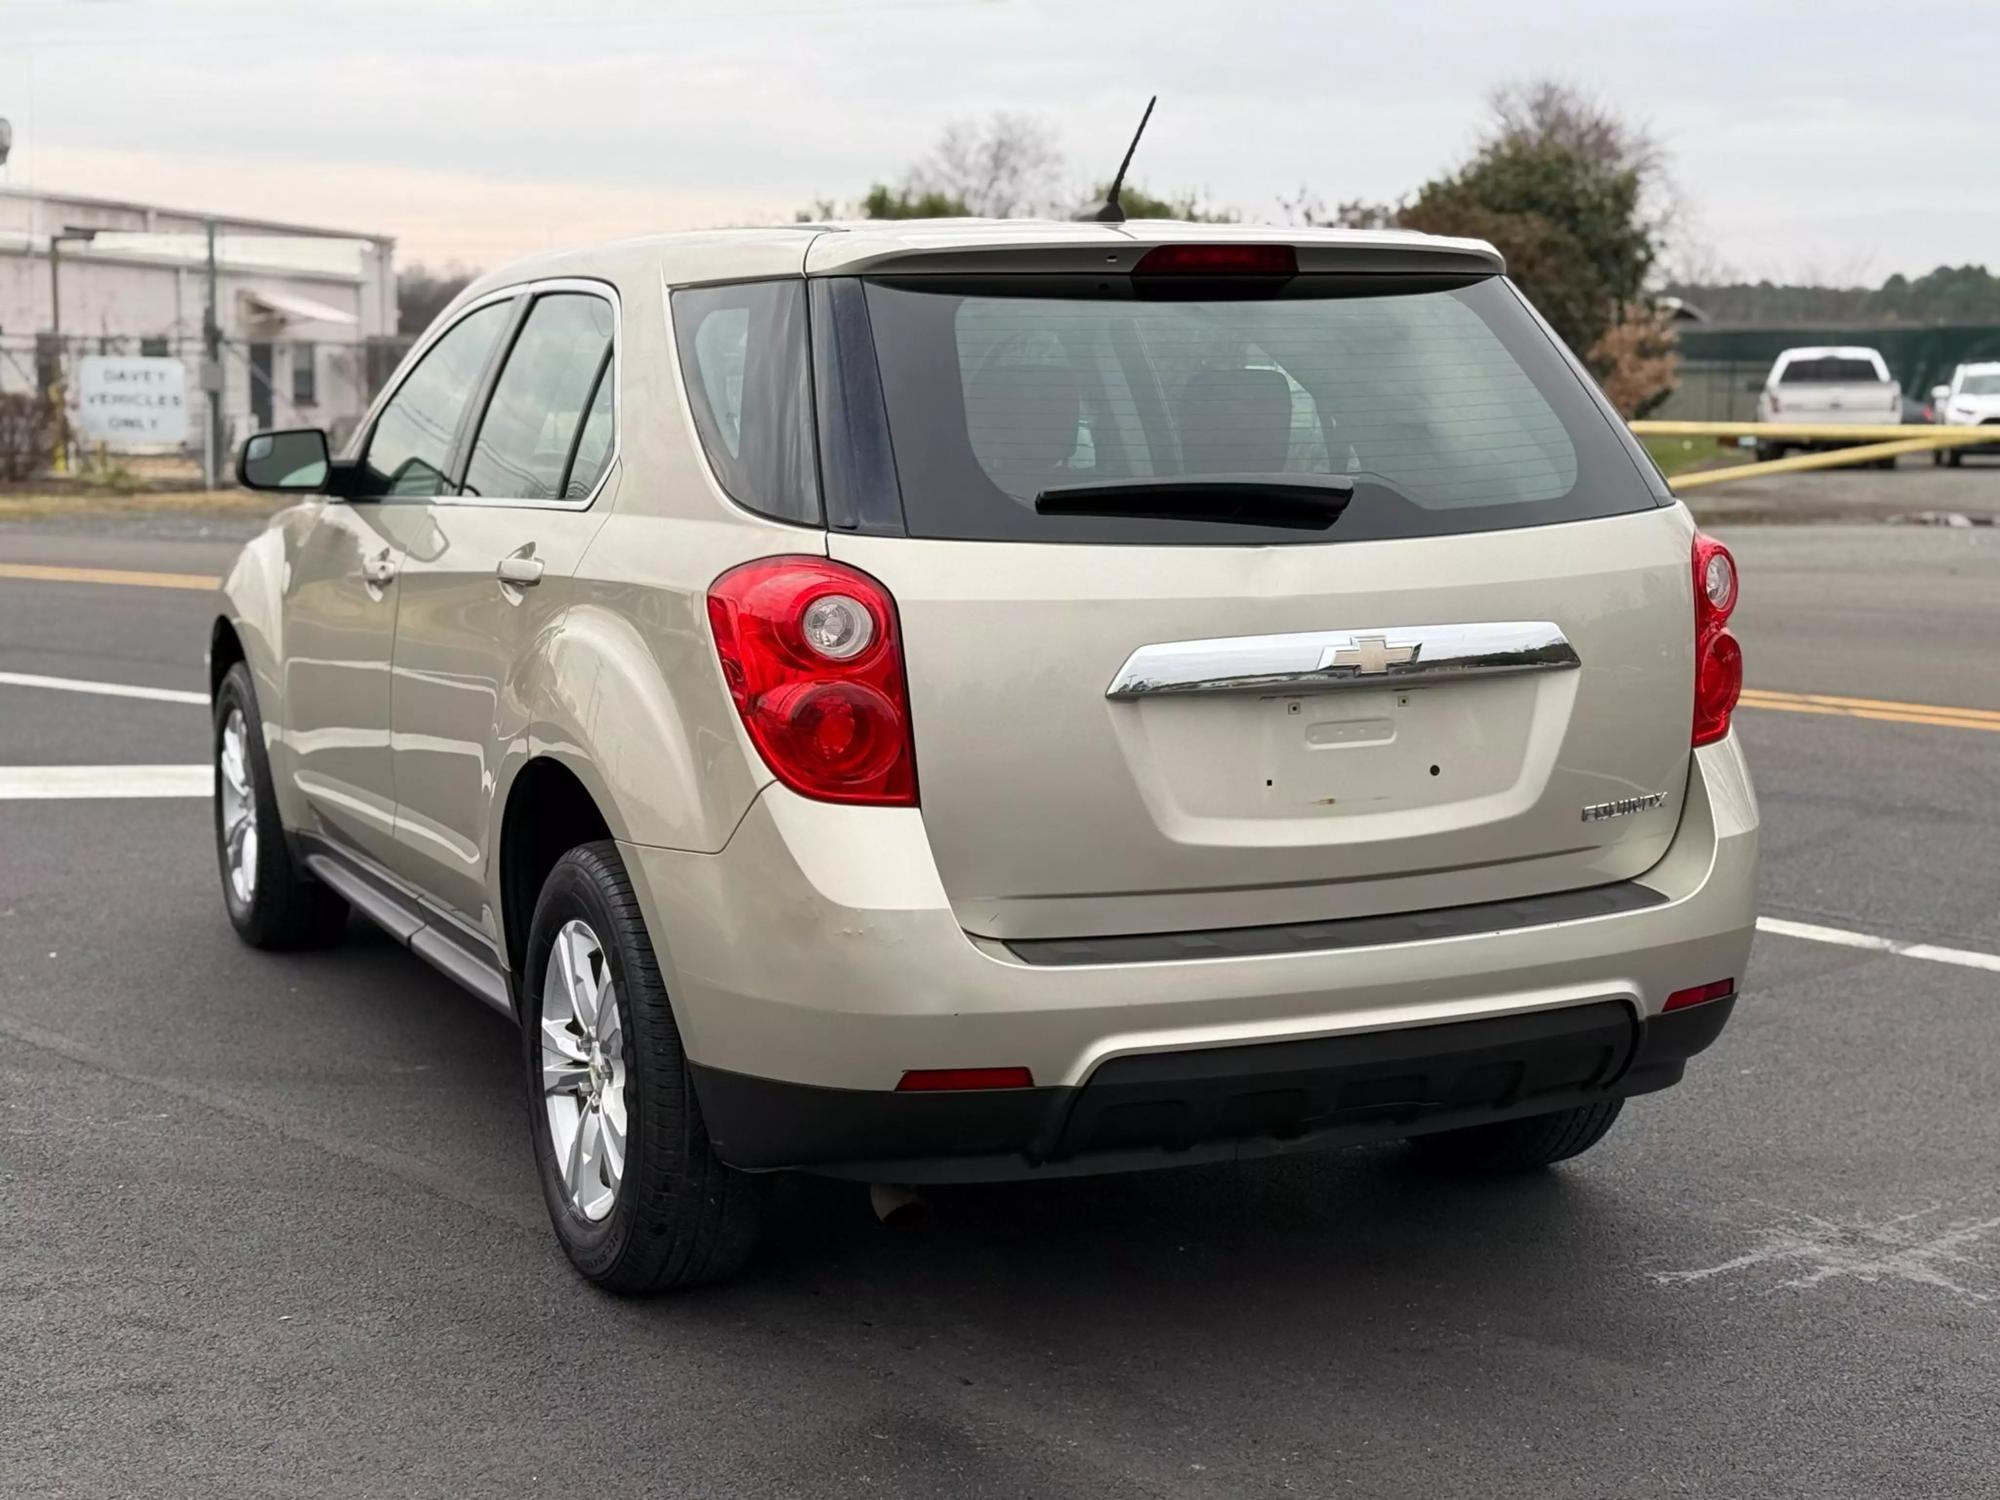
[0,562,220,591]
[1740,687,2000,722]
[1740,687,2000,733]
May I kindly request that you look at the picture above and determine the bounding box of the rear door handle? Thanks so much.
[361,552,398,586]
[497,555,544,587]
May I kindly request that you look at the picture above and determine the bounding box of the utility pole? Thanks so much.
[203,219,224,490]
[46,226,100,475]
[47,237,61,475]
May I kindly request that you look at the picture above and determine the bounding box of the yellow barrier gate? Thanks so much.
[1627,421,1996,491]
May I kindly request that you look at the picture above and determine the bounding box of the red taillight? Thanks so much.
[707,556,917,806]
[1691,533,1741,747]
[895,1066,1035,1093]
[1664,979,1736,1012]
[1134,243,1298,277]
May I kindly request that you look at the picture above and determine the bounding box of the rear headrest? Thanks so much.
[965,358,1082,478]
[1179,366,1294,475]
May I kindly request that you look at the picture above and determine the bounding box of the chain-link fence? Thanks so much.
[0,329,416,486]
[1657,324,2000,423]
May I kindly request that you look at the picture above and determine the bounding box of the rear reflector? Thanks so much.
[1134,243,1297,277]
[895,1066,1035,1093]
[1663,979,1736,1012]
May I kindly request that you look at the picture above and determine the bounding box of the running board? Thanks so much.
[299,837,515,1019]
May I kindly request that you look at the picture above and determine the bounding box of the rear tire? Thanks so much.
[213,662,349,949]
[1873,456,1896,471]
[524,841,762,1293]
[1948,447,1964,468]
[1754,441,1782,464]
[1408,1100,1624,1173]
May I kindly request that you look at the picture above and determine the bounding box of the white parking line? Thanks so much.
[0,670,208,706]
[0,744,1993,980]
[0,765,209,799]
[1757,916,2000,975]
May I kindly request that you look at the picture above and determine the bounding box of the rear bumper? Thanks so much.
[625,737,1757,1175]
[691,994,1735,1181]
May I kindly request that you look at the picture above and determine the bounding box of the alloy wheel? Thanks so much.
[218,707,259,908]
[540,919,628,1221]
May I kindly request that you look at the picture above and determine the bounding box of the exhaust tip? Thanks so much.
[869,1182,931,1230]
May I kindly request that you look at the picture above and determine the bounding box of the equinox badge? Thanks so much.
[1581,792,1668,823]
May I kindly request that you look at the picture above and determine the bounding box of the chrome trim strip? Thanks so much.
[1105,621,1581,699]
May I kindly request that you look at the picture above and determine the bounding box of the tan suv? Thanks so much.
[215,223,1757,1292]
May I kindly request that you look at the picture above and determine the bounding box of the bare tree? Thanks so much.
[1281,188,1397,229]
[1490,78,1682,253]
[1489,79,1665,181]
[909,113,1064,218]
[397,263,480,335]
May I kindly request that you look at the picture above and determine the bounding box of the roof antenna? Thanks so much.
[1076,96,1156,223]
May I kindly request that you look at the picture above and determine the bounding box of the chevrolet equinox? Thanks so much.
[214,222,1757,1291]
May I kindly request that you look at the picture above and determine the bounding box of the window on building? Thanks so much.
[461,293,615,502]
[293,343,317,407]
[34,333,61,395]
[140,337,171,358]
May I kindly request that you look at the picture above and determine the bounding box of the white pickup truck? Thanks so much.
[1754,347,1902,467]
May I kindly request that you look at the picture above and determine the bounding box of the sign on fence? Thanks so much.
[76,356,189,447]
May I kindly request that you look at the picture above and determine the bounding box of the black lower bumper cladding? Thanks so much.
[692,995,1737,1183]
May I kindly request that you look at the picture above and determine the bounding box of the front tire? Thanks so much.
[524,842,761,1293]
[213,662,348,949]
[1408,1099,1624,1173]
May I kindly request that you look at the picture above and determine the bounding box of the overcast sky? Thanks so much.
[2,0,1993,283]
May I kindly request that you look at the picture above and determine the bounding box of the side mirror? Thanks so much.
[1931,385,1952,403]
[239,428,331,492]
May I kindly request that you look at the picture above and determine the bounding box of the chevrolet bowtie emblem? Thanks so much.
[1318,634,1421,675]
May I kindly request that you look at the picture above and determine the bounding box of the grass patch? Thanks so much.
[1642,434,1754,479]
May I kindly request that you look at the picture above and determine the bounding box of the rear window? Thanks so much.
[1778,355,1885,384]
[853,273,1656,545]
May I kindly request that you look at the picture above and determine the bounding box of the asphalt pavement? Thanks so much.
[1687,453,2000,524]
[2,514,1998,1498]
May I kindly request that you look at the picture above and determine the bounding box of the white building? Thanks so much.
[0,187,398,467]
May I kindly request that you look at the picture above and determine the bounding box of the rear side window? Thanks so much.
[1778,356,1885,384]
[671,281,819,525]
[564,373,616,499]
[463,292,615,503]
[855,274,1651,545]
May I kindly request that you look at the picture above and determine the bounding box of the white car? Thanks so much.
[1754,347,1902,467]
[1929,362,2000,467]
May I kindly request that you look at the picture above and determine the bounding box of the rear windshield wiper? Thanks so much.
[1034,475,1356,530]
